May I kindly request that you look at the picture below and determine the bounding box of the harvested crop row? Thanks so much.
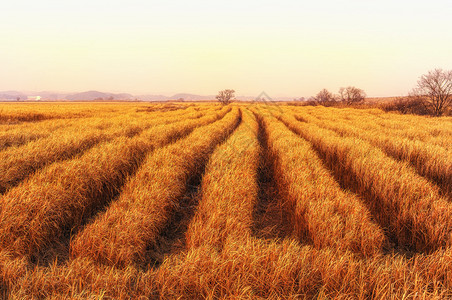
[70,108,241,267]
[136,103,220,114]
[0,114,130,152]
[0,130,109,194]
[185,109,260,251]
[295,111,452,198]
[0,102,149,124]
[0,250,28,299]
[0,137,150,263]
[0,103,207,141]
[360,108,452,133]
[276,111,452,253]
[351,115,451,147]
[312,107,452,148]
[0,121,144,194]
[0,106,212,193]
[259,112,386,256]
[0,107,231,262]
[53,104,207,132]
[136,106,231,149]
[143,108,259,265]
[130,105,211,128]
[0,116,118,152]
[299,106,452,147]
[0,119,77,151]
[0,111,62,124]
[8,239,452,299]
[152,239,452,299]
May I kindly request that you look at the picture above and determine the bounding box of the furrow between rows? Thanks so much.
[296,110,452,198]
[276,111,452,254]
[0,106,217,194]
[69,108,241,268]
[0,104,209,152]
[184,108,260,253]
[0,107,231,265]
[258,111,386,256]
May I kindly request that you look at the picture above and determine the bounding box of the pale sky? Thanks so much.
[1,0,451,97]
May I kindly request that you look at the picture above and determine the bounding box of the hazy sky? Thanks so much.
[1,0,451,97]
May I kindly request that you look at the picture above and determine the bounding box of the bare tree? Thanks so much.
[314,89,336,105]
[411,69,452,116]
[338,86,366,105]
[216,89,235,105]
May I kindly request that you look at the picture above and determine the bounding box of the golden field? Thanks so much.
[0,102,451,299]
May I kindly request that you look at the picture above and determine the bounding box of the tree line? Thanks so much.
[309,86,366,106]
[215,69,451,116]
[309,69,452,116]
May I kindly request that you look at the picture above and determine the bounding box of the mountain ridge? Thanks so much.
[0,90,294,102]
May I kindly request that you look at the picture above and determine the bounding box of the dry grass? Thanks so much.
[0,106,219,194]
[0,118,75,151]
[0,102,451,298]
[69,108,240,267]
[276,109,452,253]
[185,108,260,251]
[12,241,452,299]
[295,107,451,196]
[299,105,452,147]
[259,111,386,256]
[0,106,231,264]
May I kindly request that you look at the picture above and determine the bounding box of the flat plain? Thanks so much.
[0,102,451,299]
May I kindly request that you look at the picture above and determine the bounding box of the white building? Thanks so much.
[27,96,42,101]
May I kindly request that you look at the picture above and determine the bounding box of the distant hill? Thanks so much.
[168,93,214,101]
[35,91,67,100]
[135,93,215,101]
[135,94,170,101]
[0,90,300,102]
[66,91,134,101]
[0,91,28,101]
